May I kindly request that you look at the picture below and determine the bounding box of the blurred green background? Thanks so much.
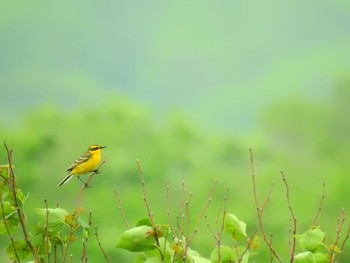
[1,1,350,262]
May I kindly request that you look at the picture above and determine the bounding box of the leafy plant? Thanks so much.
[1,143,350,262]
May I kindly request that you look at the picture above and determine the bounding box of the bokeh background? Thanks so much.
[1,1,350,262]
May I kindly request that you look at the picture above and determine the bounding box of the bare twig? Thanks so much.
[94,225,111,263]
[136,159,163,260]
[269,233,274,263]
[311,183,326,226]
[188,179,218,245]
[249,148,282,263]
[261,183,275,213]
[336,221,350,263]
[136,159,155,225]
[4,142,40,262]
[81,211,92,263]
[205,188,229,262]
[330,208,346,261]
[185,191,192,237]
[281,171,297,262]
[239,229,258,263]
[165,185,177,240]
[113,189,130,229]
[62,220,77,263]
[44,199,51,263]
[76,157,107,207]
[0,193,20,262]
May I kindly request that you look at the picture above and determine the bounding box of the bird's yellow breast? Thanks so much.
[71,150,101,175]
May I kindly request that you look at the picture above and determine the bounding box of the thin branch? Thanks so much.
[239,229,258,263]
[185,191,193,237]
[205,188,229,263]
[336,221,350,263]
[249,148,282,263]
[269,233,274,263]
[188,179,217,245]
[260,183,275,213]
[178,180,188,238]
[165,185,177,240]
[81,211,92,263]
[136,159,163,260]
[76,157,107,207]
[330,208,346,261]
[281,171,297,262]
[4,142,40,262]
[113,189,130,229]
[94,225,111,263]
[136,159,155,226]
[62,220,77,263]
[311,183,326,226]
[44,199,51,263]
[0,193,20,262]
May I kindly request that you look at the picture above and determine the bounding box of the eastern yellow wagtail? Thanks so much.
[57,145,106,187]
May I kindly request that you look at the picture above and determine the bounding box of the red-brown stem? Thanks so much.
[330,208,346,261]
[44,199,51,263]
[113,189,130,229]
[239,229,258,262]
[188,179,217,246]
[336,221,350,263]
[249,148,282,263]
[4,142,40,263]
[136,159,163,260]
[94,225,111,263]
[76,158,107,207]
[0,193,20,262]
[281,171,297,262]
[311,183,326,226]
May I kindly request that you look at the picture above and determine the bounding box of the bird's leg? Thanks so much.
[77,176,91,188]
[92,169,101,174]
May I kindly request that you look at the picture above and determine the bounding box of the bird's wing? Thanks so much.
[67,152,91,172]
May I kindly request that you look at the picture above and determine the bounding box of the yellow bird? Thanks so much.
[57,145,106,187]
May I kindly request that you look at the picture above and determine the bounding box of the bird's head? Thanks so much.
[88,145,106,153]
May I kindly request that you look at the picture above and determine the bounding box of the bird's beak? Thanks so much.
[100,146,107,149]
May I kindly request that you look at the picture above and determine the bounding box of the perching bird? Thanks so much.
[57,144,106,187]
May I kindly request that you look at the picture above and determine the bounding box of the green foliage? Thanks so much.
[224,213,247,241]
[1,143,350,262]
[117,225,157,252]
[0,160,96,262]
[0,84,350,261]
[296,227,325,253]
[116,212,255,262]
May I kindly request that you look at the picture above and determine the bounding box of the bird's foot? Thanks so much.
[92,169,101,174]
[78,176,91,188]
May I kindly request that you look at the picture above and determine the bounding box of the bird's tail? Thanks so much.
[57,174,73,187]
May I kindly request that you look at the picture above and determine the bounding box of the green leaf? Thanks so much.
[184,247,211,263]
[0,165,10,179]
[314,252,329,263]
[209,245,235,263]
[36,208,69,234]
[191,256,212,263]
[224,213,247,241]
[0,200,16,218]
[0,217,20,235]
[294,251,316,263]
[6,240,31,261]
[136,217,152,227]
[296,227,325,252]
[145,257,165,263]
[133,246,171,263]
[77,215,90,230]
[15,188,28,206]
[116,225,156,252]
